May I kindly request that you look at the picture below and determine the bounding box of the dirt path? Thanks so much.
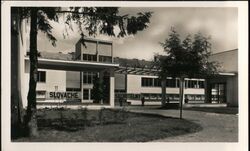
[127,107,238,142]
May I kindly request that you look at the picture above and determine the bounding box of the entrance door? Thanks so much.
[211,83,226,103]
[82,89,93,103]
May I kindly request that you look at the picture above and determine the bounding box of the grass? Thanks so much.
[183,107,238,114]
[13,108,202,142]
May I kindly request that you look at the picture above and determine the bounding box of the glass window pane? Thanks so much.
[83,89,89,100]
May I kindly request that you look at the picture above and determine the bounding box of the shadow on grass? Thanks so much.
[12,109,202,142]
[183,107,238,115]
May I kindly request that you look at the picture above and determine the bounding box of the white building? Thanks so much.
[11,9,238,109]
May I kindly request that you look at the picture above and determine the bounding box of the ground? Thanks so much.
[128,106,238,142]
[13,108,201,142]
[12,106,238,142]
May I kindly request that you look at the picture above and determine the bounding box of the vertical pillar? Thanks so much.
[161,78,166,106]
[110,69,115,107]
[96,41,99,62]
[80,41,83,61]
[111,42,113,63]
[204,79,211,103]
[80,71,83,103]
[125,69,128,102]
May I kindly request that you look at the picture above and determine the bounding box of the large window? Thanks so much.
[99,55,112,63]
[185,80,204,89]
[198,81,205,88]
[154,78,161,87]
[37,71,46,82]
[82,54,97,62]
[83,72,96,84]
[166,79,176,88]
[83,89,89,100]
[185,80,205,88]
[141,78,153,87]
[141,77,204,88]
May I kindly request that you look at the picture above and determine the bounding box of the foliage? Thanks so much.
[102,72,110,104]
[157,27,219,79]
[155,27,219,118]
[91,74,103,103]
[98,107,106,125]
[81,107,88,127]
[12,6,152,137]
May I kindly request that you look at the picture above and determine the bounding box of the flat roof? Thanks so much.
[25,57,119,71]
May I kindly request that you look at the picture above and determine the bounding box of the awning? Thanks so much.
[25,57,119,71]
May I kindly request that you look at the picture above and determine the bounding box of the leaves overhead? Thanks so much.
[63,7,152,38]
[15,7,152,47]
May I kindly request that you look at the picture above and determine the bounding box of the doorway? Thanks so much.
[211,83,226,103]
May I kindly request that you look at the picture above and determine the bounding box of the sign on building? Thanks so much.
[47,91,82,100]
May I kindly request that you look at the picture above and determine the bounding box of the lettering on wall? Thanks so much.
[47,92,81,100]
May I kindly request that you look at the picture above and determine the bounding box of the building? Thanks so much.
[11,9,238,108]
[24,38,118,108]
[205,49,238,107]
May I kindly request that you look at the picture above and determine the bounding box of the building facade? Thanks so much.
[11,8,238,108]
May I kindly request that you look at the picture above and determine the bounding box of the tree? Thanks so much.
[92,73,103,104]
[157,27,218,118]
[12,7,152,137]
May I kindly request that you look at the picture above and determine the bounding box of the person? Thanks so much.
[141,96,145,106]
[184,97,189,103]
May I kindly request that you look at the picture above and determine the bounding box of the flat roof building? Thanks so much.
[11,10,238,109]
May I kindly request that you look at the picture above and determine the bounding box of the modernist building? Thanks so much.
[11,9,238,108]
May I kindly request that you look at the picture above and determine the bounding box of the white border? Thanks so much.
[1,1,248,151]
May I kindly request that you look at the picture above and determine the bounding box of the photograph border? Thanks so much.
[1,1,248,151]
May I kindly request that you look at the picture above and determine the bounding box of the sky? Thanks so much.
[35,7,238,61]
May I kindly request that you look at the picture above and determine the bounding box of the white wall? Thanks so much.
[23,64,67,107]
[209,49,238,73]
[40,69,66,92]
[98,43,112,56]
[114,73,126,90]
[226,76,238,107]
[81,41,96,55]
[66,71,80,88]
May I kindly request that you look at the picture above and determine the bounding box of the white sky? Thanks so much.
[36,7,238,60]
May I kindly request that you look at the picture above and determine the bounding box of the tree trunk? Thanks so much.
[25,8,39,137]
[161,78,166,107]
[179,77,185,119]
[11,8,24,138]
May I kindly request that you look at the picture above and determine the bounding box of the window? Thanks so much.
[141,78,153,87]
[36,91,46,100]
[37,71,46,82]
[83,72,96,84]
[66,88,81,92]
[166,79,176,88]
[185,80,204,88]
[198,81,205,88]
[154,78,161,87]
[188,80,196,88]
[82,54,97,61]
[99,55,112,63]
[83,89,89,100]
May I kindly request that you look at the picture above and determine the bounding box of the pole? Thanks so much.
[179,77,184,119]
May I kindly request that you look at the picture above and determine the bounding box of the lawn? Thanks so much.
[184,107,238,114]
[13,108,202,142]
